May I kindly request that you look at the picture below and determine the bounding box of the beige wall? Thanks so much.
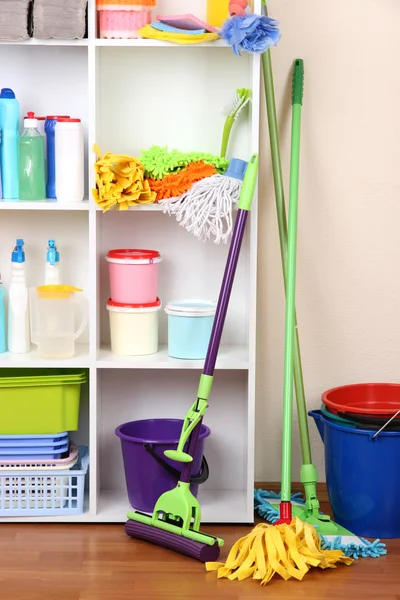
[255,0,400,481]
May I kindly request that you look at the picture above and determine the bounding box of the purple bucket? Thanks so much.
[115,418,211,513]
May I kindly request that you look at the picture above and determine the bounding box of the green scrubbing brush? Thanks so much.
[220,88,252,158]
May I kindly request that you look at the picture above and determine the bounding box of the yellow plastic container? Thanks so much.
[206,0,230,28]
[0,369,87,434]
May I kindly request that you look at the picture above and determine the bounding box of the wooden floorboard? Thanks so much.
[0,485,399,599]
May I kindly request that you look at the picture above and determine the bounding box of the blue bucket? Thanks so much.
[309,409,400,538]
[165,299,216,360]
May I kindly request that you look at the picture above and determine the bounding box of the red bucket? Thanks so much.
[322,383,400,418]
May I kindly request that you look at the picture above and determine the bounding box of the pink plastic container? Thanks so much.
[106,249,162,304]
[97,4,153,39]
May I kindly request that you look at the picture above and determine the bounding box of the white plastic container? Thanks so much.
[7,239,30,354]
[107,297,161,356]
[55,118,84,203]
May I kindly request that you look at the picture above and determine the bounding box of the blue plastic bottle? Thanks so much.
[0,275,6,353]
[0,88,19,199]
[45,116,57,198]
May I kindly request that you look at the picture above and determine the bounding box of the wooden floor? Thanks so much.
[1,491,399,600]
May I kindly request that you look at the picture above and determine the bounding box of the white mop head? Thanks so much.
[160,158,248,244]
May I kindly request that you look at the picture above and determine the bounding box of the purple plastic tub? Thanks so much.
[115,418,210,513]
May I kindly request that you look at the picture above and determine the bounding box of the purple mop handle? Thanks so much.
[180,210,249,484]
[203,209,249,376]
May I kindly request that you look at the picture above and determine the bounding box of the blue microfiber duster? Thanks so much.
[220,13,281,55]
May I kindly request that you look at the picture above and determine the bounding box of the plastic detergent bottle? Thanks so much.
[0,275,6,353]
[8,239,30,354]
[45,239,61,285]
[0,88,19,199]
[45,115,70,199]
[19,112,46,201]
[55,117,84,202]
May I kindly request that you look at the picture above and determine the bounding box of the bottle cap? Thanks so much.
[47,240,60,265]
[57,118,81,123]
[24,111,38,128]
[0,88,15,99]
[12,239,25,263]
[225,158,248,181]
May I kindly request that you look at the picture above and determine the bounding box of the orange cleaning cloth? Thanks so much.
[148,161,217,201]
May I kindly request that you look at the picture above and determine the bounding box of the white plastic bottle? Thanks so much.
[45,239,61,285]
[55,117,84,202]
[7,239,30,354]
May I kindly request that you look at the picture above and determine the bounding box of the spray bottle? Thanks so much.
[8,239,30,354]
[0,275,6,353]
[45,239,61,285]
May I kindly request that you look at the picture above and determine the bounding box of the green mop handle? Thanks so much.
[281,59,304,503]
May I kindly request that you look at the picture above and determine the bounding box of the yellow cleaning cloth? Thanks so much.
[206,517,353,585]
[92,144,156,211]
[138,24,220,44]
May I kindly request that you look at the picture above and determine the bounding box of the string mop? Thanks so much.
[206,517,353,585]
[159,158,247,244]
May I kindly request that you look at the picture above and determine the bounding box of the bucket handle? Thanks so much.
[371,409,400,439]
[143,442,209,485]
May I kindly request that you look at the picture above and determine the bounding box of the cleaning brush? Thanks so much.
[220,88,251,158]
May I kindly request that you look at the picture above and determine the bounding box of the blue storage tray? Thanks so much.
[0,443,69,459]
[0,437,69,448]
[0,432,68,442]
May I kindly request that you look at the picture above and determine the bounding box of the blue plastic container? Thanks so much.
[309,409,400,538]
[165,299,216,360]
[0,435,68,448]
[45,116,57,198]
[0,88,19,199]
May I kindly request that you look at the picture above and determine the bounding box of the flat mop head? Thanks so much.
[125,519,221,562]
[125,481,223,562]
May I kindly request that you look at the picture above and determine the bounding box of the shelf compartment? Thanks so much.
[96,46,254,160]
[98,369,251,523]
[97,344,249,370]
[98,211,250,352]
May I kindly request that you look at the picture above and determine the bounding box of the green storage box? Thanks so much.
[0,369,87,434]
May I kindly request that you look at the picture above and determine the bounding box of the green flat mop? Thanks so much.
[253,2,386,559]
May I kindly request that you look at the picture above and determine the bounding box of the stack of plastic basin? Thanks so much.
[309,382,400,539]
[0,432,69,460]
[0,369,89,517]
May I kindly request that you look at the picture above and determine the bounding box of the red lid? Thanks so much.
[36,116,46,120]
[46,115,70,120]
[107,249,160,261]
[25,111,35,119]
[107,297,161,309]
[57,117,81,122]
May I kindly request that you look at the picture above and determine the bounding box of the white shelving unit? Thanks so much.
[0,0,261,524]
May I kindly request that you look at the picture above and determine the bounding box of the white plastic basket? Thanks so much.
[0,446,89,516]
